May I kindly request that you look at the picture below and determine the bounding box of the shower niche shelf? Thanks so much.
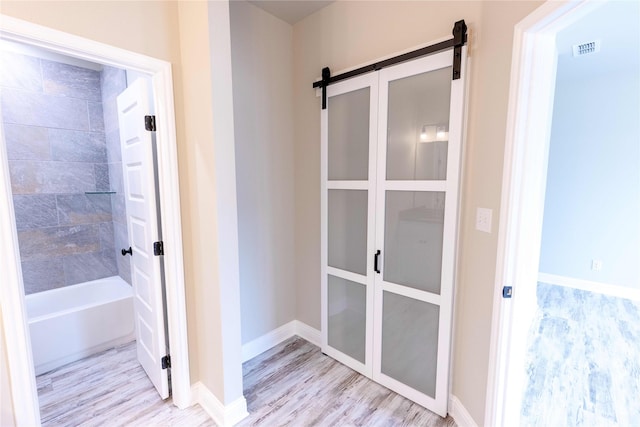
[85,191,116,195]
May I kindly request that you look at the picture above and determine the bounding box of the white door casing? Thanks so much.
[321,48,467,417]
[117,78,169,399]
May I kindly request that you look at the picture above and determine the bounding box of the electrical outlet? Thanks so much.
[591,259,602,271]
[476,208,492,233]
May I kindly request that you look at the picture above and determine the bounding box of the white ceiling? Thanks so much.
[556,0,640,80]
[247,0,334,25]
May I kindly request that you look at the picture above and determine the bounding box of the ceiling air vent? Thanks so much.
[572,40,601,57]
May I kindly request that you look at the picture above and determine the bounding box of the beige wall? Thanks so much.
[175,0,221,395]
[0,1,180,63]
[230,1,297,344]
[292,1,542,423]
[452,2,543,421]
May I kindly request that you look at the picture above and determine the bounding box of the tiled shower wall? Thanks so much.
[0,51,128,294]
[101,66,131,285]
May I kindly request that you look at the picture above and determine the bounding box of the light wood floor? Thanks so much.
[37,344,211,427]
[37,337,456,426]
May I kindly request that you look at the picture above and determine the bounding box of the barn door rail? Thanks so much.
[312,19,467,109]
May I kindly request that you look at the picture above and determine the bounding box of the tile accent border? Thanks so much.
[190,382,248,427]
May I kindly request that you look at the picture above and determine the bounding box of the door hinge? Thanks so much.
[452,20,468,80]
[153,241,164,256]
[502,286,513,299]
[161,355,171,369]
[145,115,156,131]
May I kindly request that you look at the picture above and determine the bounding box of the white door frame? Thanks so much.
[485,1,610,426]
[0,15,191,425]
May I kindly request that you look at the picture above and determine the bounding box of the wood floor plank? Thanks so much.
[37,337,456,426]
[237,337,456,427]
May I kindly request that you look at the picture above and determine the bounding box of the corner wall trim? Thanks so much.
[191,382,248,427]
[241,320,321,363]
[449,395,478,427]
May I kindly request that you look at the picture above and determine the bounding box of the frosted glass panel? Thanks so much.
[386,67,452,181]
[381,291,439,398]
[383,191,445,294]
[328,189,368,275]
[328,88,370,180]
[328,275,366,363]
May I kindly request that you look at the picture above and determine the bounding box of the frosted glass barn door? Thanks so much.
[321,74,378,376]
[372,50,465,417]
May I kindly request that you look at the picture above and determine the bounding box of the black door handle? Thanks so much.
[374,250,381,274]
[121,247,133,256]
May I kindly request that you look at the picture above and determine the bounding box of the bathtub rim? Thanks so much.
[25,276,133,324]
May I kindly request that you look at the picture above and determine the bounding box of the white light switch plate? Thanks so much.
[476,208,492,233]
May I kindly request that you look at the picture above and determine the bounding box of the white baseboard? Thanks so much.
[294,320,321,347]
[449,395,477,427]
[241,320,321,363]
[241,321,296,362]
[191,382,248,427]
[190,321,321,425]
[538,273,640,302]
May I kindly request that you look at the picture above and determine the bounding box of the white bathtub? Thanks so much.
[25,276,135,375]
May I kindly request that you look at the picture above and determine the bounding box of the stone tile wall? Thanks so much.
[1,51,117,294]
[100,66,131,285]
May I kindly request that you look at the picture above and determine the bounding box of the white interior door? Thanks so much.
[321,48,466,417]
[117,78,169,399]
[372,50,465,416]
[321,73,378,377]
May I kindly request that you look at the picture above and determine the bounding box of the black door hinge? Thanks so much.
[452,20,468,80]
[320,67,331,110]
[161,355,171,369]
[153,241,164,256]
[502,286,513,299]
[145,115,156,131]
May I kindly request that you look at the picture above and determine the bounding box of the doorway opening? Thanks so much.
[521,1,640,425]
[487,0,640,425]
[1,39,171,423]
[0,16,190,426]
